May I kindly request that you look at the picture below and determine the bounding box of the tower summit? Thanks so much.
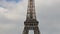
[22,0,40,34]
[27,0,36,19]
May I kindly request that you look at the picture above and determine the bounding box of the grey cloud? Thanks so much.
[37,0,60,34]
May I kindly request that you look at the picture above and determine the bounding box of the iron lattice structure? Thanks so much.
[23,0,40,34]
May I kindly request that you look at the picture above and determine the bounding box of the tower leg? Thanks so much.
[34,30,40,34]
[23,27,29,34]
[34,27,40,34]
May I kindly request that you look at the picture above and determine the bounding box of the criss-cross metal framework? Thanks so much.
[22,0,40,34]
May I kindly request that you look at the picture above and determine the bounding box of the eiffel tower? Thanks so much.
[22,0,40,34]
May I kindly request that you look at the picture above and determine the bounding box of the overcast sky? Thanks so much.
[0,0,60,34]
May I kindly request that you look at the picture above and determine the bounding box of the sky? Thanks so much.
[0,0,60,34]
